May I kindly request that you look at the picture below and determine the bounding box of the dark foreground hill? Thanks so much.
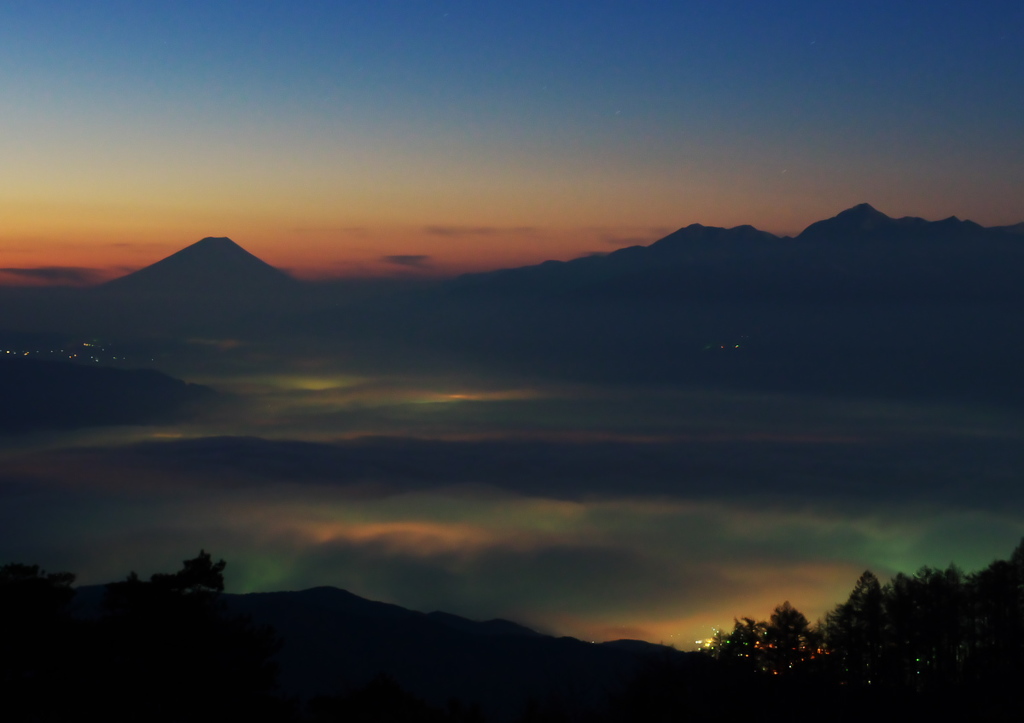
[0,357,214,433]
[70,583,697,722]
[228,587,695,721]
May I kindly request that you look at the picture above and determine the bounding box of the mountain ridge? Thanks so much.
[447,203,1024,302]
[82,206,1024,299]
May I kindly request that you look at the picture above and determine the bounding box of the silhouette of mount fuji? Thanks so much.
[102,237,296,297]
[74,237,302,336]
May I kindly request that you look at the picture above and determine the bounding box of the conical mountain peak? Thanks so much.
[192,236,244,249]
[172,236,262,260]
[101,236,295,295]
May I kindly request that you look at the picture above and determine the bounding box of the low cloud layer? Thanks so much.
[4,421,1024,644]
[423,226,538,237]
[382,254,432,268]
[0,266,106,285]
[3,460,1020,644]
[14,431,1024,510]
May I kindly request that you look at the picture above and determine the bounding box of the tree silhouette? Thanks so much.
[823,571,884,686]
[0,562,75,620]
[712,616,769,673]
[0,563,80,719]
[764,601,819,675]
[883,565,967,690]
[970,558,1024,680]
[100,551,283,722]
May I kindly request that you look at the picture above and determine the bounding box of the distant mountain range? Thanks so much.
[450,203,1024,302]
[77,205,1024,307]
[352,203,1023,400]
[81,205,1024,304]
[5,204,1024,404]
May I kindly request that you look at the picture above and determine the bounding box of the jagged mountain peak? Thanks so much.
[825,203,893,227]
[797,203,898,240]
[841,202,888,217]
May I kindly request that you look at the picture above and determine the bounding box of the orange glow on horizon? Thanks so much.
[4,193,1019,285]
[0,222,679,284]
[0,187,869,284]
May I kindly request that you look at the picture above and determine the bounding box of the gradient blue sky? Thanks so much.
[1,0,1021,277]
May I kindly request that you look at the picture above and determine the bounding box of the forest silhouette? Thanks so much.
[6,544,1024,721]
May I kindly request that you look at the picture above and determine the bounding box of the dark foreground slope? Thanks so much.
[66,578,1006,723]
[0,357,214,433]
[69,582,699,722]
[226,586,698,722]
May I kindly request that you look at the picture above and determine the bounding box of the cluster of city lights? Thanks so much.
[0,340,136,365]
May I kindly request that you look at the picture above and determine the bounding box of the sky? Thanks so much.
[1,0,1022,279]
[3,1,1024,651]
